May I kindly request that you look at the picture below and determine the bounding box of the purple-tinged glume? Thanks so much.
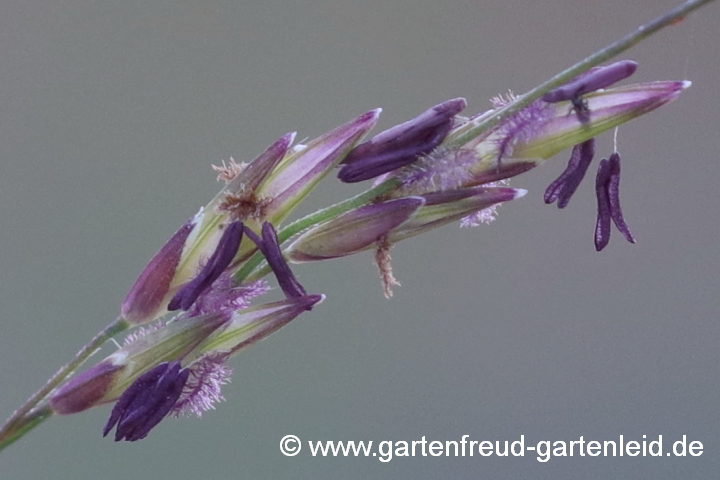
[386,187,523,241]
[51,360,125,415]
[222,295,325,356]
[121,216,199,324]
[287,197,425,261]
[260,109,380,224]
[510,80,690,161]
[168,221,245,311]
[224,132,295,195]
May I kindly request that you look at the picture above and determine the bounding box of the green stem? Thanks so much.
[0,316,129,451]
[234,0,715,285]
[0,405,53,453]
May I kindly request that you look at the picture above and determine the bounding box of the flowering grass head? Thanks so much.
[49,61,691,441]
[120,134,293,325]
[54,204,325,439]
[52,293,324,438]
[119,111,377,326]
[4,0,707,449]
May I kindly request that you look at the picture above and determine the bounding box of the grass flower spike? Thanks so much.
[50,311,231,415]
[1,0,713,452]
[121,134,294,325]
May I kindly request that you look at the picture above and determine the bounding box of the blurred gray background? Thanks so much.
[1,0,718,478]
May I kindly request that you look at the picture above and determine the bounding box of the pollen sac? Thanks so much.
[544,139,595,208]
[168,221,245,312]
[244,222,308,299]
[542,60,638,103]
[103,362,190,442]
[595,152,636,251]
[338,98,467,183]
[607,153,636,244]
[595,158,613,251]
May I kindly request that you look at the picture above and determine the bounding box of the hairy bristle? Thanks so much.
[491,94,553,163]
[188,276,270,317]
[490,90,518,108]
[375,236,400,299]
[122,321,167,346]
[217,192,272,221]
[395,146,476,195]
[171,353,233,418]
[212,158,248,184]
[459,180,509,228]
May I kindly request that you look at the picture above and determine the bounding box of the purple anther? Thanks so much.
[543,60,638,103]
[594,152,636,251]
[261,222,307,299]
[338,98,467,183]
[242,225,263,251]
[544,143,583,203]
[168,221,244,311]
[104,362,190,442]
[361,98,465,147]
[595,158,613,251]
[103,365,164,437]
[338,120,453,183]
[244,223,308,301]
[544,139,595,208]
[607,153,636,244]
[125,370,189,441]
